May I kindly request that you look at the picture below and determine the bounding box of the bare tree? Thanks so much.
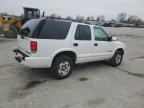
[49,13,62,19]
[76,15,84,22]
[127,15,139,24]
[110,19,117,23]
[117,13,127,22]
[65,16,73,20]
[86,16,95,21]
[127,15,142,27]
[97,15,105,21]
[56,15,61,19]
[96,17,100,21]
[0,12,8,16]
[141,20,144,25]
[49,13,58,19]
[86,16,90,21]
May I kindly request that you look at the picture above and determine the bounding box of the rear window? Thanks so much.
[20,19,41,37]
[38,20,71,39]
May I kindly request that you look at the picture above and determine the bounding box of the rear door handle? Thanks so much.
[94,43,98,46]
[73,43,78,46]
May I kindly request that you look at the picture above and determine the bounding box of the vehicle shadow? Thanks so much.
[13,61,108,93]
[19,67,53,82]
[19,61,106,82]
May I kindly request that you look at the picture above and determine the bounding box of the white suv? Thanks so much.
[13,19,125,79]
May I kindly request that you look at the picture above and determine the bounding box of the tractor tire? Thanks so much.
[4,25,18,38]
[4,31,17,38]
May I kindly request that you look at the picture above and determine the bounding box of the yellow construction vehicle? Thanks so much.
[0,7,40,38]
[0,16,3,34]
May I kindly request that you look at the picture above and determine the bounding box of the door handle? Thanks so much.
[94,43,98,46]
[73,43,78,46]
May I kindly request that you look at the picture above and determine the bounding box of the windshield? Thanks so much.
[20,19,41,37]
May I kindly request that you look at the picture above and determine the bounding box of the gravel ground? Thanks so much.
[0,27,144,108]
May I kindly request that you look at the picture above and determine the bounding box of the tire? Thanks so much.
[108,50,124,67]
[4,25,18,38]
[51,55,74,80]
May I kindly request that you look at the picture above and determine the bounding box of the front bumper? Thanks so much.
[13,48,52,68]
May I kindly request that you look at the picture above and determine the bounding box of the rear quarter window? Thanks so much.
[38,20,71,39]
[20,19,41,37]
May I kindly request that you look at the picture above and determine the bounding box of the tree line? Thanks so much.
[0,12,144,25]
[47,13,144,25]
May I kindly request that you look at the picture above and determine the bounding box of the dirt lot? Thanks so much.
[0,27,144,108]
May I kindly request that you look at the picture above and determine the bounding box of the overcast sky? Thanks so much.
[0,0,144,20]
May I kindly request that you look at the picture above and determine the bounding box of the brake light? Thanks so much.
[30,41,37,53]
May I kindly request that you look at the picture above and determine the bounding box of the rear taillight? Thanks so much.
[30,41,37,53]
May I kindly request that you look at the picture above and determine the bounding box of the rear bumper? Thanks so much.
[13,48,52,68]
[13,48,29,62]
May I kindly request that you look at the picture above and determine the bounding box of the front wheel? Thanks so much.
[108,50,124,67]
[51,55,74,80]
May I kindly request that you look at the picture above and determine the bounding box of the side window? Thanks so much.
[75,25,91,40]
[94,27,109,41]
[38,20,71,39]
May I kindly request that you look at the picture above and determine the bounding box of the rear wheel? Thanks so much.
[108,50,123,67]
[51,55,74,80]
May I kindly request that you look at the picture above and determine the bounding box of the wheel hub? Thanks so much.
[58,61,70,76]
[115,54,122,64]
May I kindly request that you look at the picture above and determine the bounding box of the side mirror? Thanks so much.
[112,36,118,41]
[108,36,112,41]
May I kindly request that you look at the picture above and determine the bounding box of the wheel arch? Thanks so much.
[52,50,77,66]
[115,48,124,54]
